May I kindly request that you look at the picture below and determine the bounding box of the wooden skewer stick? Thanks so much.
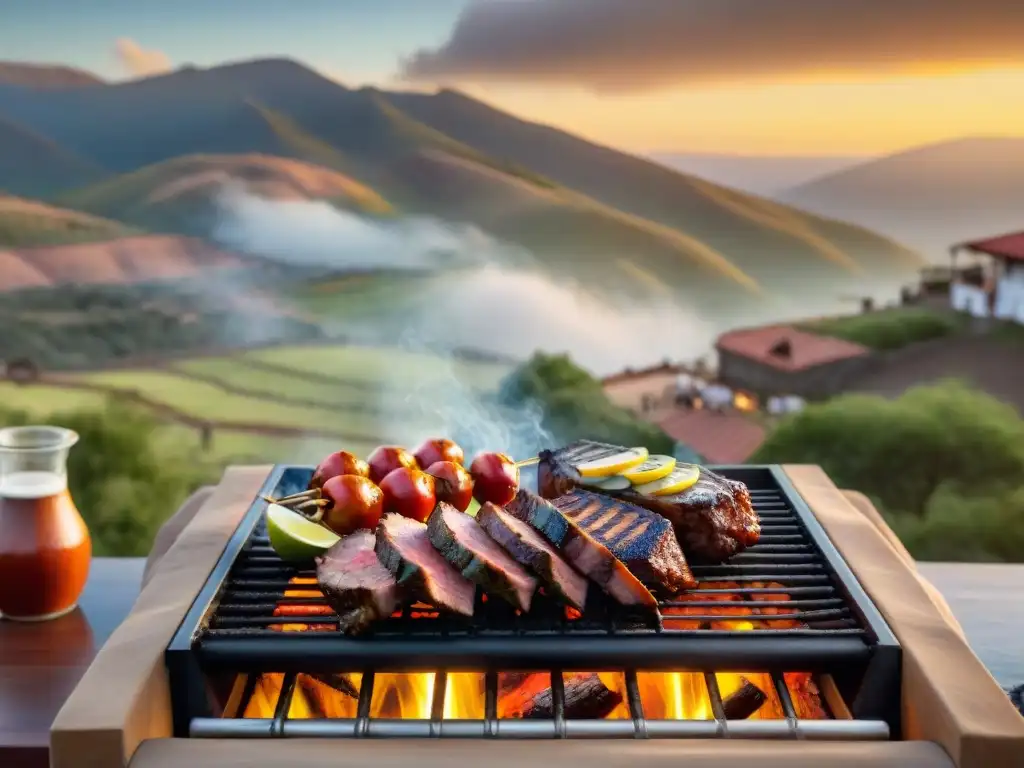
[515,456,540,467]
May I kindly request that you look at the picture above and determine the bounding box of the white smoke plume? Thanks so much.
[209,184,716,374]
[207,185,716,456]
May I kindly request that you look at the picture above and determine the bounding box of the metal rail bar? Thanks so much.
[189,716,890,740]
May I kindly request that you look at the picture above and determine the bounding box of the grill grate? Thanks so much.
[167,464,901,738]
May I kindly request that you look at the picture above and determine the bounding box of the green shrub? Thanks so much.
[753,380,1024,561]
[803,308,964,351]
[498,352,676,454]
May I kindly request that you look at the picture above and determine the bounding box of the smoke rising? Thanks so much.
[207,184,715,455]
[209,184,716,375]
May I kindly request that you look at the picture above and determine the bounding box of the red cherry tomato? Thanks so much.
[412,438,465,469]
[379,467,437,523]
[470,452,519,506]
[425,460,474,512]
[367,445,418,484]
[310,451,370,489]
[318,475,384,536]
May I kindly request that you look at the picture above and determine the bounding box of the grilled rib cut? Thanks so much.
[428,502,537,612]
[554,489,696,593]
[316,530,400,635]
[505,488,656,608]
[374,513,475,617]
[477,502,589,611]
[538,440,760,562]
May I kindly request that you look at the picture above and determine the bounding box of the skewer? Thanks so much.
[267,456,541,507]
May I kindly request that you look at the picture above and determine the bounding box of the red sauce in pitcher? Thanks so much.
[0,428,91,621]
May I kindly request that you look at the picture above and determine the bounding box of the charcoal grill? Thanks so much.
[167,464,901,740]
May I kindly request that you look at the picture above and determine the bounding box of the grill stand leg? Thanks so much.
[852,647,902,738]
[166,649,210,738]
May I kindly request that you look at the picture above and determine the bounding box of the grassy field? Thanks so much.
[6,342,513,464]
[801,307,968,351]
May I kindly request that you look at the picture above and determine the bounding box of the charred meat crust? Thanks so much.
[554,489,697,593]
[427,502,537,612]
[539,440,760,563]
[316,530,400,635]
[477,501,589,611]
[374,513,476,617]
[505,488,657,608]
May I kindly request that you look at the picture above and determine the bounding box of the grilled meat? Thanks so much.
[477,502,589,611]
[538,440,760,562]
[428,502,537,612]
[375,513,475,617]
[505,489,656,608]
[498,673,622,720]
[554,489,696,593]
[316,530,400,635]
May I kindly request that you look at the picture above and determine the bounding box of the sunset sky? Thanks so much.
[3,0,1023,156]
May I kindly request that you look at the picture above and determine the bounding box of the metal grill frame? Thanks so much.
[166,464,901,739]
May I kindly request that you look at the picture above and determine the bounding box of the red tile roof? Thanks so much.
[658,409,766,464]
[961,230,1024,263]
[715,325,869,372]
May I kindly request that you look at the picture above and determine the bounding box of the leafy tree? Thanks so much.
[753,380,1024,562]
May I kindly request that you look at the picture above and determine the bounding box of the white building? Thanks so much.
[949,231,1024,324]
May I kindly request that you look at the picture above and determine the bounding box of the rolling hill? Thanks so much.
[0,115,107,197]
[0,57,923,312]
[0,61,105,89]
[60,153,393,235]
[0,194,133,247]
[779,137,1024,261]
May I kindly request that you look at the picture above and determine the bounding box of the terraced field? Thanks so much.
[6,343,514,464]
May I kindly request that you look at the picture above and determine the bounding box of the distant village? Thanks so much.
[601,228,1024,463]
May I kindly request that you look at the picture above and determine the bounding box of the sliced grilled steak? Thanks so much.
[538,440,760,562]
[375,513,475,617]
[554,489,696,593]
[499,673,622,720]
[427,502,537,612]
[477,502,589,610]
[505,488,656,608]
[316,530,400,635]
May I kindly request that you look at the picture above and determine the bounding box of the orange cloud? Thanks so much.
[402,0,1024,91]
[114,38,172,77]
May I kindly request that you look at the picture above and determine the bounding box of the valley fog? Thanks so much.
[210,186,903,375]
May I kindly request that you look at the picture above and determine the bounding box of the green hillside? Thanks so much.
[0,194,134,247]
[60,152,392,235]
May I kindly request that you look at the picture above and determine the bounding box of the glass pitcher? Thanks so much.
[0,425,91,621]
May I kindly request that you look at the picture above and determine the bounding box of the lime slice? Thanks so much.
[582,475,632,491]
[620,455,677,485]
[266,503,340,561]
[575,447,649,478]
[635,464,701,497]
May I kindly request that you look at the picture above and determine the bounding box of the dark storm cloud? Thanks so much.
[401,0,1024,91]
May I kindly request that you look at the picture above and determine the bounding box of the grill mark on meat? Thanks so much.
[505,489,656,608]
[539,440,760,562]
[316,530,400,636]
[374,513,475,617]
[586,505,619,532]
[599,514,638,543]
[555,490,696,594]
[477,502,588,611]
[427,502,537,612]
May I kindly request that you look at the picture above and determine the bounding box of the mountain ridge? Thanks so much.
[0,57,923,311]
